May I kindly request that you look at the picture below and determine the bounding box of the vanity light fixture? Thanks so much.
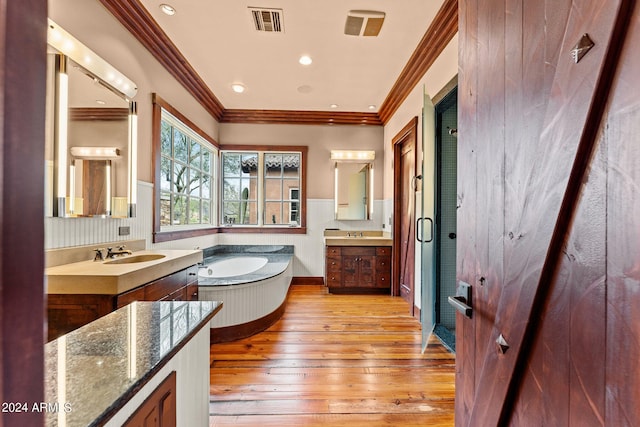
[70,146,120,159]
[231,83,246,93]
[299,55,312,65]
[47,19,137,99]
[160,3,176,16]
[330,150,376,161]
[55,54,69,216]
[128,102,138,217]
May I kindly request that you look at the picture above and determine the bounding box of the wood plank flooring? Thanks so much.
[209,285,455,426]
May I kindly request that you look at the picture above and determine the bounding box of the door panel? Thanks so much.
[457,0,636,425]
[421,92,436,351]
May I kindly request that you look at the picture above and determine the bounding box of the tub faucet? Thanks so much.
[106,245,132,258]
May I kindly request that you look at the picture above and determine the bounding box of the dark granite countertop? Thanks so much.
[44,300,222,427]
[198,245,293,287]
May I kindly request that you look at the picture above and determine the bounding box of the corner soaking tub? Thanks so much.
[197,245,293,343]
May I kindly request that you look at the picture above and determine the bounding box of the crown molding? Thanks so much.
[378,0,458,124]
[99,0,457,126]
[221,109,382,126]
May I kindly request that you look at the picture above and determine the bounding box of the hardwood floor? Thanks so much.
[209,285,455,426]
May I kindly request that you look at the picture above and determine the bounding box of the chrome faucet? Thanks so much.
[106,245,132,259]
[93,248,105,261]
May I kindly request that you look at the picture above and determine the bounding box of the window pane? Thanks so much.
[202,199,211,223]
[265,153,283,177]
[202,174,211,199]
[265,178,282,200]
[189,170,201,197]
[283,179,300,199]
[222,153,241,177]
[160,192,171,226]
[190,140,201,169]
[189,199,201,224]
[241,154,258,177]
[174,163,188,193]
[161,122,172,156]
[173,195,187,225]
[161,157,171,191]
[244,201,257,224]
[284,153,300,176]
[265,202,283,224]
[202,150,211,174]
[173,128,188,163]
[285,201,300,224]
[223,201,239,224]
[223,178,240,200]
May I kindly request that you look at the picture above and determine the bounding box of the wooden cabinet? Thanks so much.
[47,265,199,341]
[325,246,391,294]
[124,371,176,427]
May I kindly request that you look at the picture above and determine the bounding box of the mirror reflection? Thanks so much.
[334,161,373,220]
[45,20,137,218]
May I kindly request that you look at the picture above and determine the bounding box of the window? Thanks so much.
[152,95,219,242]
[220,146,307,233]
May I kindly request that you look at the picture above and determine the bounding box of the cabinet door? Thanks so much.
[357,256,376,287]
[342,255,359,286]
[124,371,176,427]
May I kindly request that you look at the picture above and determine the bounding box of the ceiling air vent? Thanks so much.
[249,7,284,32]
[344,10,385,37]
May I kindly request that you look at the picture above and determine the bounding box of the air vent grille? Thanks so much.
[249,8,283,32]
[344,10,385,37]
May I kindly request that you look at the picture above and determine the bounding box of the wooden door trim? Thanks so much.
[467,1,634,424]
[0,1,47,424]
[392,117,419,298]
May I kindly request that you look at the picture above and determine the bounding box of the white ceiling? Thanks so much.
[137,0,446,113]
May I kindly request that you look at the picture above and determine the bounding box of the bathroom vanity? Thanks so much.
[324,230,392,294]
[45,242,202,341]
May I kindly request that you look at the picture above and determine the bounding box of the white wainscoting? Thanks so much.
[45,183,391,277]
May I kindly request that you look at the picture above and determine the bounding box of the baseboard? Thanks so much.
[210,299,287,344]
[413,305,421,320]
[292,276,324,285]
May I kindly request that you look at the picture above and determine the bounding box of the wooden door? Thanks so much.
[456,0,640,425]
[393,118,418,315]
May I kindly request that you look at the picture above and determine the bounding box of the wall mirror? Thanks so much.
[45,19,138,218]
[331,150,375,220]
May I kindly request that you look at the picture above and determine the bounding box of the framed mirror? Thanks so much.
[331,150,375,220]
[45,20,138,218]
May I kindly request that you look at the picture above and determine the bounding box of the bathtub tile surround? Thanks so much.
[45,300,222,427]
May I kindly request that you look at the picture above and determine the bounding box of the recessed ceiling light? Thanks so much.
[160,4,176,16]
[231,83,246,93]
[330,104,339,109]
[96,100,106,105]
[368,105,376,110]
[299,55,312,65]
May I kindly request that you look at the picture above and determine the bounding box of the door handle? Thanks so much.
[447,281,472,318]
[416,217,434,243]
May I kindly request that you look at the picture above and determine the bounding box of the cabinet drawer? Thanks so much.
[326,256,342,272]
[186,265,199,286]
[376,274,391,288]
[187,284,199,301]
[376,246,391,256]
[326,273,342,286]
[375,256,391,272]
[326,246,342,256]
[342,246,375,256]
[116,286,146,308]
[145,269,187,301]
